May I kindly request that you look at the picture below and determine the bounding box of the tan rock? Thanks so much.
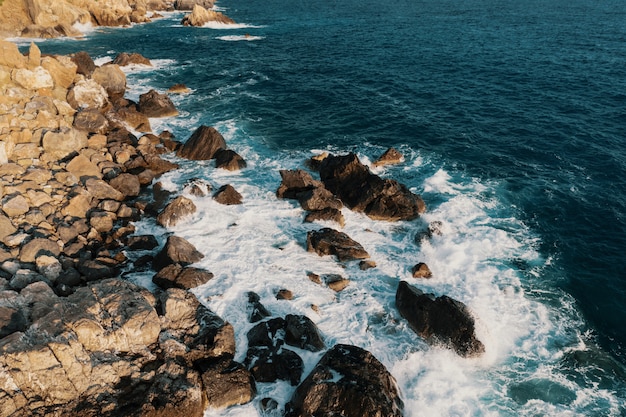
[42,127,88,160]
[41,56,77,89]
[0,40,27,69]
[0,214,17,241]
[89,210,116,233]
[62,193,92,218]
[12,67,54,90]
[2,195,29,217]
[27,190,53,207]
[87,134,108,150]
[66,154,102,180]
[67,78,109,110]
[181,5,235,26]
[19,237,61,263]
[92,64,126,101]
[11,143,41,160]
[85,178,124,201]
[28,42,41,69]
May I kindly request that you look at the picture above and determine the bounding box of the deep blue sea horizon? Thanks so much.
[30,0,626,414]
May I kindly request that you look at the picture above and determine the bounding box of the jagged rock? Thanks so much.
[36,255,62,281]
[111,52,152,66]
[181,4,235,26]
[92,64,127,101]
[245,346,303,385]
[66,154,102,180]
[41,55,77,89]
[411,262,432,278]
[67,78,110,110]
[152,235,204,271]
[359,260,377,270]
[284,314,325,352]
[183,178,212,197]
[153,264,213,290]
[174,0,215,10]
[306,228,369,262]
[85,178,125,201]
[18,238,61,263]
[324,274,350,292]
[246,292,271,323]
[127,235,159,251]
[214,149,247,171]
[71,51,96,76]
[0,306,28,338]
[176,125,226,160]
[138,89,179,117]
[304,208,345,227]
[213,184,242,205]
[319,153,425,221]
[12,66,54,90]
[157,196,197,228]
[107,173,141,199]
[114,105,152,132]
[198,357,256,409]
[73,109,110,134]
[1,195,29,218]
[276,169,323,199]
[9,269,45,291]
[0,40,27,69]
[297,187,342,211]
[247,317,286,348]
[89,210,116,233]
[395,280,485,357]
[41,127,89,161]
[0,214,16,241]
[168,83,191,94]
[285,344,404,417]
[373,147,404,167]
[77,259,120,281]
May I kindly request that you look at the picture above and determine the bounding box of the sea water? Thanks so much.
[32,0,626,415]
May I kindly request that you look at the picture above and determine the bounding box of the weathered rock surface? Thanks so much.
[285,344,404,417]
[111,52,152,66]
[395,280,485,357]
[138,89,179,117]
[92,64,127,101]
[319,153,426,221]
[373,147,404,167]
[174,0,215,10]
[214,148,247,171]
[153,264,214,290]
[157,195,197,227]
[152,235,204,271]
[246,291,271,323]
[306,228,369,262]
[303,207,345,227]
[411,262,432,278]
[181,4,236,26]
[213,184,242,205]
[276,169,323,199]
[177,125,226,160]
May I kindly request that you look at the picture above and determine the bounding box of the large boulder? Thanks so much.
[213,184,242,205]
[306,228,369,262]
[214,149,246,171]
[11,66,54,90]
[73,109,110,134]
[276,169,323,199]
[285,344,404,417]
[153,235,204,271]
[395,280,485,357]
[152,264,214,290]
[157,195,197,228]
[67,78,109,110]
[138,89,179,117]
[181,4,235,26]
[92,64,127,101]
[174,0,215,10]
[111,52,152,66]
[71,51,96,77]
[197,357,256,409]
[319,153,425,221]
[176,125,226,160]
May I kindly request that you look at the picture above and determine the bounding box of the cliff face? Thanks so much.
[0,0,172,38]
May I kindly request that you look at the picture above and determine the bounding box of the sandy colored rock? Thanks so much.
[0,40,27,69]
[41,127,88,160]
[157,195,197,227]
[92,64,127,101]
[0,214,17,241]
[73,109,110,134]
[67,78,109,110]
[19,237,61,263]
[138,89,179,117]
[181,4,236,26]
[2,195,30,217]
[66,154,102,179]
[12,66,54,90]
[41,56,77,89]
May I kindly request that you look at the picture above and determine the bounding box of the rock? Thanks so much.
[92,64,127,101]
[181,4,236,26]
[2,195,29,217]
[276,289,293,300]
[71,51,96,76]
[297,187,342,211]
[0,40,27,69]
[174,0,215,10]
[304,208,345,227]
[61,194,92,218]
[41,56,77,89]
[73,109,110,134]
[9,269,44,290]
[168,83,191,94]
[183,178,211,197]
[36,255,62,281]
[359,260,377,270]
[213,184,242,205]
[214,149,247,171]
[0,306,28,338]
[153,264,213,290]
[111,52,152,66]
[89,210,116,233]
[319,153,426,221]
[157,196,197,228]
[284,314,325,352]
[19,238,61,263]
[324,274,350,292]
[138,89,179,117]
[153,235,204,271]
[0,214,16,241]
[411,262,432,278]
[176,125,226,160]
[114,105,152,132]
[246,346,303,386]
[246,292,271,323]
[395,280,485,357]
[247,317,286,348]
[126,235,159,251]
[108,173,141,198]
[276,169,323,199]
[285,344,404,417]
[67,78,109,110]
[85,178,125,201]
[373,147,404,167]
[66,154,102,179]
[41,127,89,160]
[12,66,54,90]
[77,259,120,281]
[198,357,256,409]
[306,228,369,262]
[416,220,444,242]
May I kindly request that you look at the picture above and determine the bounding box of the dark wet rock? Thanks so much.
[373,147,404,167]
[138,89,179,118]
[319,153,425,221]
[126,234,159,251]
[213,184,242,205]
[276,289,293,300]
[153,264,213,290]
[157,195,197,228]
[411,262,432,278]
[276,169,323,199]
[108,173,141,198]
[176,125,226,160]
[245,346,303,386]
[285,344,404,417]
[73,108,110,134]
[111,52,152,67]
[247,317,286,348]
[306,228,369,262]
[214,149,247,171]
[71,51,96,77]
[284,314,325,352]
[183,178,212,197]
[0,306,28,338]
[395,280,485,357]
[297,187,342,211]
[197,357,256,409]
[304,208,345,227]
[152,235,204,271]
[247,292,271,323]
[77,259,120,281]
[259,397,280,417]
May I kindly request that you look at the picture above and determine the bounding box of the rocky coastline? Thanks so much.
[0,3,486,416]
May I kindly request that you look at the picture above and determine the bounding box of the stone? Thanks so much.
[67,78,109,110]
[276,289,293,300]
[77,259,120,281]
[85,178,125,201]
[2,195,29,217]
[324,274,350,292]
[214,149,247,171]
[276,169,323,199]
[0,214,17,241]
[127,235,159,251]
[89,210,116,233]
[92,64,127,101]
[42,127,88,160]
[183,178,211,197]
[246,292,271,323]
[176,125,226,160]
[157,196,197,228]
[9,269,44,290]
[304,208,345,227]
[168,83,191,94]
[71,51,96,77]
[181,4,236,26]
[73,109,110,134]
[41,56,77,89]
[213,184,242,205]
[285,344,404,417]
[36,255,62,281]
[198,357,256,409]
[395,280,485,357]
[12,66,54,90]
[114,105,152,132]
[0,306,28,338]
[62,194,92,218]
[0,40,27,69]
[297,187,342,211]
[245,346,303,386]
[319,153,426,221]
[108,173,141,198]
[153,264,213,290]
[373,147,404,167]
[152,235,204,271]
[174,0,215,10]
[66,154,102,180]
[57,219,89,243]
[19,238,61,263]
[359,260,377,270]
[411,262,432,278]
[111,52,152,66]
[306,228,369,262]
[284,314,325,352]
[138,89,179,117]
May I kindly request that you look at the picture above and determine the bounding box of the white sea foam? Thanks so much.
[201,22,265,30]
[216,35,265,42]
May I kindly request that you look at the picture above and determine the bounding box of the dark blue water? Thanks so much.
[34,0,626,414]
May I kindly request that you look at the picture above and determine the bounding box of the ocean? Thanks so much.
[24,0,626,415]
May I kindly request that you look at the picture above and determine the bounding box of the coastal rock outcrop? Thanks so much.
[138,89,179,117]
[306,227,369,262]
[285,344,404,417]
[395,280,485,357]
[181,4,236,27]
[177,125,227,160]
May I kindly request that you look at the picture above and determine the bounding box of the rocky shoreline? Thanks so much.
[0,4,485,416]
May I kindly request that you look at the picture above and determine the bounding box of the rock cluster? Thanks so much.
[181,4,236,27]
